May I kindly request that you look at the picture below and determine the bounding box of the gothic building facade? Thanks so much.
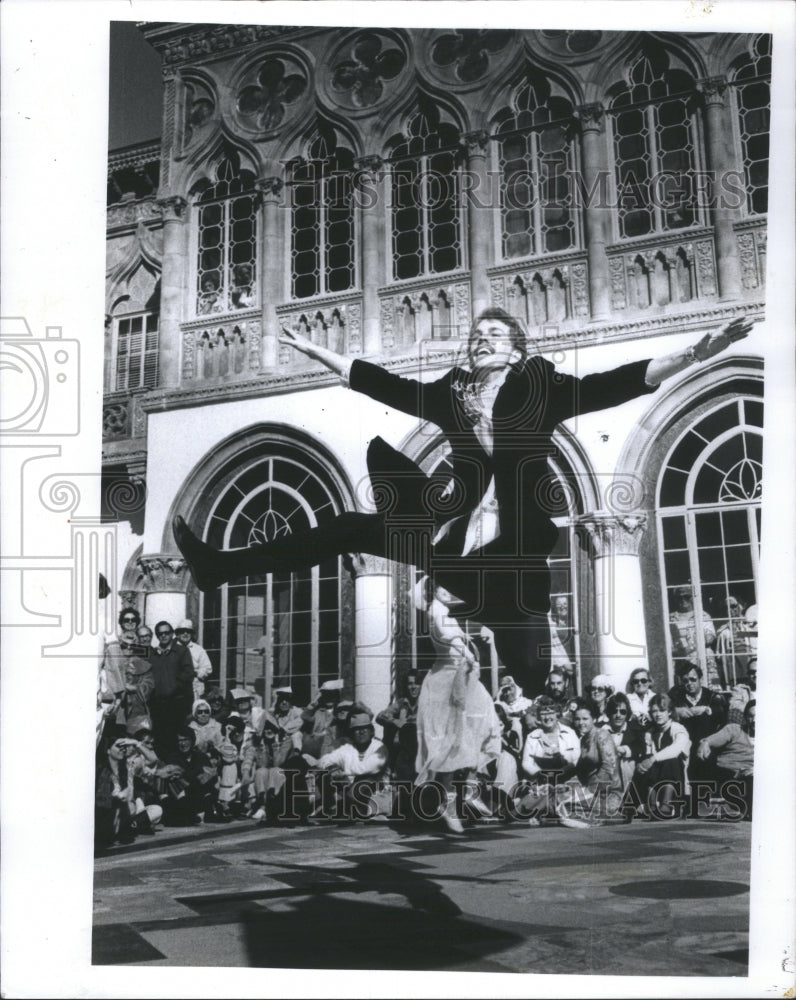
[104,25,768,711]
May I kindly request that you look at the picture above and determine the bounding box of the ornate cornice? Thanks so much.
[106,197,163,232]
[108,139,162,173]
[139,22,308,69]
[138,300,764,415]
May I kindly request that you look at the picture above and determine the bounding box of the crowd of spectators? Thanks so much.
[96,605,757,850]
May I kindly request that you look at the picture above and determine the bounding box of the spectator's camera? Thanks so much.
[0,318,80,435]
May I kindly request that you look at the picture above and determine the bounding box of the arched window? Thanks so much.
[609,44,702,239]
[732,34,771,217]
[494,71,578,259]
[291,125,356,299]
[657,397,762,684]
[389,97,462,281]
[200,448,350,704]
[195,150,258,316]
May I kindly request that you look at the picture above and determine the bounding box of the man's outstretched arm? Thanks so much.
[644,316,755,386]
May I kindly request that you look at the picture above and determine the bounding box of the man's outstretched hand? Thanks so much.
[279,326,315,357]
[693,316,756,361]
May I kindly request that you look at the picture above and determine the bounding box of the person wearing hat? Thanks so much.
[272,687,305,748]
[585,674,615,727]
[301,679,344,758]
[174,619,213,699]
[245,712,304,825]
[669,585,719,687]
[307,709,388,820]
[189,698,224,755]
[229,687,266,749]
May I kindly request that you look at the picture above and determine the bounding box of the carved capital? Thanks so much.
[343,552,391,578]
[576,512,647,558]
[355,154,385,184]
[156,195,187,221]
[257,175,285,200]
[460,129,490,156]
[137,553,192,592]
[118,590,140,612]
[575,103,605,133]
[698,76,728,107]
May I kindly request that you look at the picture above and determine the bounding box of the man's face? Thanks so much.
[351,725,371,749]
[175,628,192,646]
[236,699,252,718]
[546,674,565,697]
[675,590,693,611]
[682,670,701,694]
[747,664,757,690]
[137,628,153,645]
[276,697,290,714]
[538,707,558,732]
[156,625,173,648]
[746,705,756,735]
[406,676,421,699]
[467,318,520,372]
[176,735,193,754]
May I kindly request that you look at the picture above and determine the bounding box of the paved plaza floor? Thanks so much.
[93,813,752,977]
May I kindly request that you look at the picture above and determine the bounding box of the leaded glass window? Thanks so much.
[389,98,462,281]
[291,126,356,299]
[494,72,578,259]
[195,152,257,315]
[657,397,763,686]
[733,34,771,217]
[609,46,701,239]
[201,453,345,703]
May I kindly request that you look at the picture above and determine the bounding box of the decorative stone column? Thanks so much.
[698,76,742,300]
[136,553,191,629]
[575,104,611,321]
[156,196,187,387]
[576,512,649,690]
[257,176,285,368]
[355,155,384,356]
[461,130,492,317]
[346,552,393,723]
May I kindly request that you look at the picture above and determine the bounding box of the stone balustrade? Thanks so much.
[180,310,263,382]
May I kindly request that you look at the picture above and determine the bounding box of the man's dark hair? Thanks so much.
[468,307,529,363]
[677,662,703,680]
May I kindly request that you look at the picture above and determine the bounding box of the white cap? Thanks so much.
[176,619,194,632]
[319,678,344,692]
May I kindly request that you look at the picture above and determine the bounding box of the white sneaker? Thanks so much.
[441,795,464,834]
[251,808,266,822]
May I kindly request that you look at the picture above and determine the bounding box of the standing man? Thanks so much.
[174,310,752,696]
[149,621,195,755]
[174,618,213,698]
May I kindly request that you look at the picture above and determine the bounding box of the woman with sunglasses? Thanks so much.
[586,674,614,726]
[603,693,647,791]
[189,698,224,755]
[626,668,656,729]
